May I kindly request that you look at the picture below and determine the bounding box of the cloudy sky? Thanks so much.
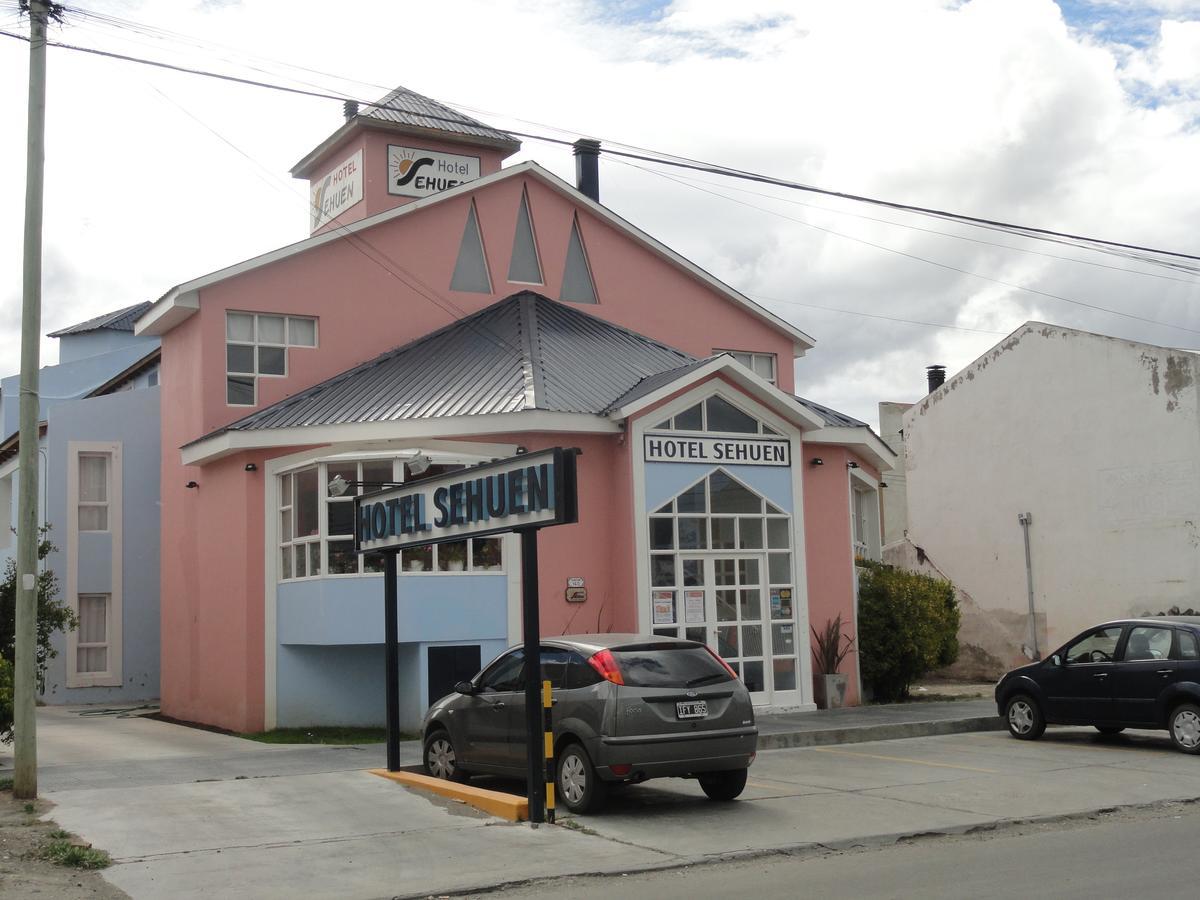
[1,0,1198,427]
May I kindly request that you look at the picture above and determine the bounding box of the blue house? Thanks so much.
[0,303,162,704]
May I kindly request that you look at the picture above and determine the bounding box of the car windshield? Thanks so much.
[610,645,732,688]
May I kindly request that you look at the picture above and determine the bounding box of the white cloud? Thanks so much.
[1,0,1198,431]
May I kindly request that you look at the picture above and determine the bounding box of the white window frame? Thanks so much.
[717,350,777,385]
[225,311,318,407]
[66,441,122,688]
[849,466,882,563]
[75,593,112,677]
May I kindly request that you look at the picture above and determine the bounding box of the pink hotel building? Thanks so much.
[134,87,893,733]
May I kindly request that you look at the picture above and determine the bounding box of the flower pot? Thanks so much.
[447,560,465,572]
[813,673,849,710]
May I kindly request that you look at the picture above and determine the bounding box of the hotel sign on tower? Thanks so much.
[388,145,481,199]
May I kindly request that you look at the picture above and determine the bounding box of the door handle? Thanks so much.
[1157,669,1173,676]
[1092,672,1108,679]
[492,701,506,710]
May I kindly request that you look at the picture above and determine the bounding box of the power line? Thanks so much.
[2,24,1198,273]
[612,158,1200,338]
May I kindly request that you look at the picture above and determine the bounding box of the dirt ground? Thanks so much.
[0,792,125,899]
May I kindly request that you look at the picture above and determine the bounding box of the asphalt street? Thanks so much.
[494,801,1200,899]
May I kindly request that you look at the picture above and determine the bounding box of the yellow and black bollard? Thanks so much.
[543,679,555,824]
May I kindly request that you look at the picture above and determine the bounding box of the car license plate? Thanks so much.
[676,700,708,719]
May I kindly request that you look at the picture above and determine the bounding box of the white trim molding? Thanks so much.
[66,440,123,689]
[806,425,896,472]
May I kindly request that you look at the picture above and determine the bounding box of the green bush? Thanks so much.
[857,559,960,703]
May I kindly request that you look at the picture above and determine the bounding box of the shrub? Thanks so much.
[857,559,960,703]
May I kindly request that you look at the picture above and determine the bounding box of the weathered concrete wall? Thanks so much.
[878,401,911,546]
[902,323,1200,663]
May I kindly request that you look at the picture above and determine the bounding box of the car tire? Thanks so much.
[699,768,748,802]
[1004,694,1046,740]
[1168,703,1200,755]
[556,742,606,815]
[423,729,469,783]
[1095,726,1125,735]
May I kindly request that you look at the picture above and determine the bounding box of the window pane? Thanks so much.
[710,517,735,549]
[714,559,736,586]
[309,542,321,577]
[257,314,285,343]
[739,589,761,620]
[654,420,672,430]
[288,317,316,347]
[772,657,796,691]
[682,559,703,587]
[79,506,107,531]
[651,554,675,587]
[295,546,307,578]
[1065,627,1122,664]
[361,459,394,487]
[772,623,796,655]
[654,500,673,514]
[742,625,763,657]
[78,646,107,674]
[327,500,354,536]
[227,376,255,405]
[767,518,790,548]
[730,351,752,368]
[294,469,319,537]
[716,590,737,622]
[739,517,763,549]
[710,471,761,514]
[227,344,255,374]
[717,625,738,658]
[1124,626,1172,661]
[742,660,764,692]
[79,456,108,502]
[561,217,597,303]
[328,540,357,575]
[280,545,292,580]
[226,312,254,341]
[685,627,707,644]
[651,518,674,550]
[281,473,292,507]
[768,553,791,584]
[1177,631,1200,661]
[507,191,543,283]
[770,588,794,620]
[705,395,758,433]
[653,628,679,639]
[280,507,292,542]
[78,595,107,644]
[677,517,706,549]
[676,481,706,514]
[403,545,432,572]
[257,346,286,376]
[438,540,468,572]
[674,403,702,431]
[327,462,356,495]
[472,538,503,570]
[753,354,775,381]
[364,551,386,573]
[738,558,760,585]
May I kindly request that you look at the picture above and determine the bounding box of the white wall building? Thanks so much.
[882,322,1200,676]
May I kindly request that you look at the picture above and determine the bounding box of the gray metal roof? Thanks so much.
[605,358,711,412]
[795,396,868,428]
[359,86,519,150]
[203,292,693,440]
[48,301,153,337]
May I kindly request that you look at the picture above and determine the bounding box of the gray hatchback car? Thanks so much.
[421,634,758,813]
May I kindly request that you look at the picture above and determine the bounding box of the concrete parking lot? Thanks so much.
[11,708,1200,899]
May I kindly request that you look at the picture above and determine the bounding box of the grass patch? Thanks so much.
[0,777,12,791]
[37,838,111,869]
[236,726,415,745]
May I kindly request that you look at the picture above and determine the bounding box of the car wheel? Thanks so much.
[1005,694,1045,740]
[423,729,469,783]
[1095,726,1125,735]
[556,742,606,814]
[699,768,748,802]
[1168,703,1200,755]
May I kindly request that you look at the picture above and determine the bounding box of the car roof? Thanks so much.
[538,633,701,655]
[1094,616,1200,629]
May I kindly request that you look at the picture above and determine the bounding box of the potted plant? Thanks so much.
[811,614,855,709]
[439,541,467,572]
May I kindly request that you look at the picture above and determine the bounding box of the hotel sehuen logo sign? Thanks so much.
[387,145,481,199]
[643,434,790,467]
[309,149,363,233]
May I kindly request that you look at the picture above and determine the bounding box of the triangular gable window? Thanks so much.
[450,201,492,293]
[507,188,543,284]
[560,214,597,304]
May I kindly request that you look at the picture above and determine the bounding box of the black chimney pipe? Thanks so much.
[573,138,600,202]
[926,365,946,393]
[343,100,359,120]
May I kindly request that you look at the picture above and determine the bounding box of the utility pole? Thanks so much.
[14,0,52,800]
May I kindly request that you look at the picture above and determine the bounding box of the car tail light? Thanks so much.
[704,645,739,680]
[609,763,632,777]
[587,649,625,685]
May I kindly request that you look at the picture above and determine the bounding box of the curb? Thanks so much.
[756,715,1005,750]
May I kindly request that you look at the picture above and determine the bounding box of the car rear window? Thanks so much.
[611,645,732,688]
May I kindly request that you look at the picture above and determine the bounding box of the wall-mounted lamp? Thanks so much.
[244,463,258,472]
[407,452,432,476]
[880,481,889,488]
[185,481,199,490]
[809,457,824,467]
[515,446,528,455]
[847,461,860,469]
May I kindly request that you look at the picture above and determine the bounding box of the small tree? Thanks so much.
[0,526,78,741]
[857,559,959,703]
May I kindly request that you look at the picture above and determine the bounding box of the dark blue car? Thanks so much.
[995,617,1200,754]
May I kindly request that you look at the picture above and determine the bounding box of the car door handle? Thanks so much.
[1092,672,1108,679]
[1157,669,1173,676]
[491,701,506,710]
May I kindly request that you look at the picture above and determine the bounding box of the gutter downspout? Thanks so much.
[1018,512,1039,660]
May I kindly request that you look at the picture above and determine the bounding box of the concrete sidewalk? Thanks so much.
[757,698,1002,748]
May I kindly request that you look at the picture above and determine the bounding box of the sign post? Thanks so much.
[355,448,579,824]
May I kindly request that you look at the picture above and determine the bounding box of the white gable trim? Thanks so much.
[806,425,896,471]
[136,162,815,353]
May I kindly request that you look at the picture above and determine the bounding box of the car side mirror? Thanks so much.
[1049,654,1061,667]
[454,680,476,695]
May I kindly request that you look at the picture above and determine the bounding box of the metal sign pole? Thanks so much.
[520,528,545,825]
[384,550,401,772]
